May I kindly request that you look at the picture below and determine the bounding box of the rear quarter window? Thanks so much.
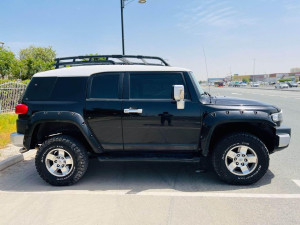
[51,77,87,101]
[23,77,57,101]
[24,77,88,101]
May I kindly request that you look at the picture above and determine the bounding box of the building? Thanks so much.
[231,73,299,83]
[208,78,225,83]
[232,75,250,82]
[290,68,300,73]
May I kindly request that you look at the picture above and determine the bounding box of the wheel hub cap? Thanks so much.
[45,149,74,177]
[225,145,258,176]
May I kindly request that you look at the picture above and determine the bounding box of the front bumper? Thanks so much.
[10,132,24,147]
[275,125,291,150]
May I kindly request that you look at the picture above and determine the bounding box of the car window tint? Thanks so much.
[130,72,188,99]
[51,77,87,101]
[24,77,57,101]
[90,74,119,98]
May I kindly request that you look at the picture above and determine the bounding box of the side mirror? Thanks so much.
[173,85,185,109]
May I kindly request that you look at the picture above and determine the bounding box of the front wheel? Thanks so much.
[35,135,89,186]
[212,133,269,185]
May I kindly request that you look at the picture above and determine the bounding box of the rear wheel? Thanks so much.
[35,135,89,186]
[212,133,269,185]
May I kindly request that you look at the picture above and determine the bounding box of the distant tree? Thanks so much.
[242,78,249,83]
[19,46,56,79]
[278,78,292,82]
[81,53,106,62]
[0,47,17,79]
[10,59,23,79]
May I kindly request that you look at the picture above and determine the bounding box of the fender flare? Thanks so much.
[24,111,103,153]
[200,110,276,156]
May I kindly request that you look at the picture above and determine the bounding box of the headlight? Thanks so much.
[271,111,283,122]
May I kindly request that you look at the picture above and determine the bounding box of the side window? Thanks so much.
[24,77,57,101]
[90,73,120,99]
[130,72,189,99]
[51,77,87,101]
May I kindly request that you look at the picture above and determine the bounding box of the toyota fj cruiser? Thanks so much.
[10,55,291,186]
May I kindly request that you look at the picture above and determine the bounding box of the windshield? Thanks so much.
[189,71,205,96]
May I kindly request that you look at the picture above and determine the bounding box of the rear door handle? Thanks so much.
[124,108,143,114]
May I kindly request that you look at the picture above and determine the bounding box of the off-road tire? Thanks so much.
[212,132,269,185]
[35,135,89,186]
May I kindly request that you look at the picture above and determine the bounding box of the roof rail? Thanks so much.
[54,55,170,69]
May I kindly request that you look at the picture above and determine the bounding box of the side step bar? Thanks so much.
[97,153,202,162]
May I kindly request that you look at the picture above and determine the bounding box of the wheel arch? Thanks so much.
[203,121,276,156]
[200,110,277,156]
[24,111,103,153]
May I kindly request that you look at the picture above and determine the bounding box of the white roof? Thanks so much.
[33,65,191,77]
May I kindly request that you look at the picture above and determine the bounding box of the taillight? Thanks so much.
[15,104,28,115]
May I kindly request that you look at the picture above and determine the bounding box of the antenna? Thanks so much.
[203,47,211,102]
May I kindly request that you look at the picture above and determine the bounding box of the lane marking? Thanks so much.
[231,93,242,95]
[0,190,300,199]
[293,180,300,188]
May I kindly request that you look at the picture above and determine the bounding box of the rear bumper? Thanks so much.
[10,132,24,147]
[274,125,291,151]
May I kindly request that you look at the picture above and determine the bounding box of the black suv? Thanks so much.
[10,55,291,186]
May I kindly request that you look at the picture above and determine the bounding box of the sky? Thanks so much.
[1,0,300,80]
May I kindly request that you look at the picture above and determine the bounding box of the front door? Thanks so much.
[122,72,202,151]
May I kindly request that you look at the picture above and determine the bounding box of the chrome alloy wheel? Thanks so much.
[225,145,258,176]
[45,149,74,177]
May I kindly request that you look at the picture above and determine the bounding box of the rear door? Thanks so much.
[122,72,202,151]
[85,73,124,150]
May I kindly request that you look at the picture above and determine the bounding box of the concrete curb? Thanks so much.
[0,150,36,171]
[0,154,23,171]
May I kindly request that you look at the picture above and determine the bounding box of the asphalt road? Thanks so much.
[246,86,300,91]
[0,87,299,225]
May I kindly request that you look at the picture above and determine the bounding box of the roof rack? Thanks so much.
[54,55,170,69]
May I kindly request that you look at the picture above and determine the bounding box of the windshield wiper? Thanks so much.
[201,91,211,97]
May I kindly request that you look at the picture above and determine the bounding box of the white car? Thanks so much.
[275,83,288,89]
[251,82,259,87]
[287,82,298,87]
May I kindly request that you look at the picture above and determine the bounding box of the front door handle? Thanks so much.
[124,108,143,114]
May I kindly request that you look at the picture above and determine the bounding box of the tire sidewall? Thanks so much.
[214,134,269,184]
[37,139,79,184]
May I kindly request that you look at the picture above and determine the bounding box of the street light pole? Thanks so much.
[120,0,146,55]
[253,58,256,82]
[120,0,125,55]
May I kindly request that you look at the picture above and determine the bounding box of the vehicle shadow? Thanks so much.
[0,158,274,193]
